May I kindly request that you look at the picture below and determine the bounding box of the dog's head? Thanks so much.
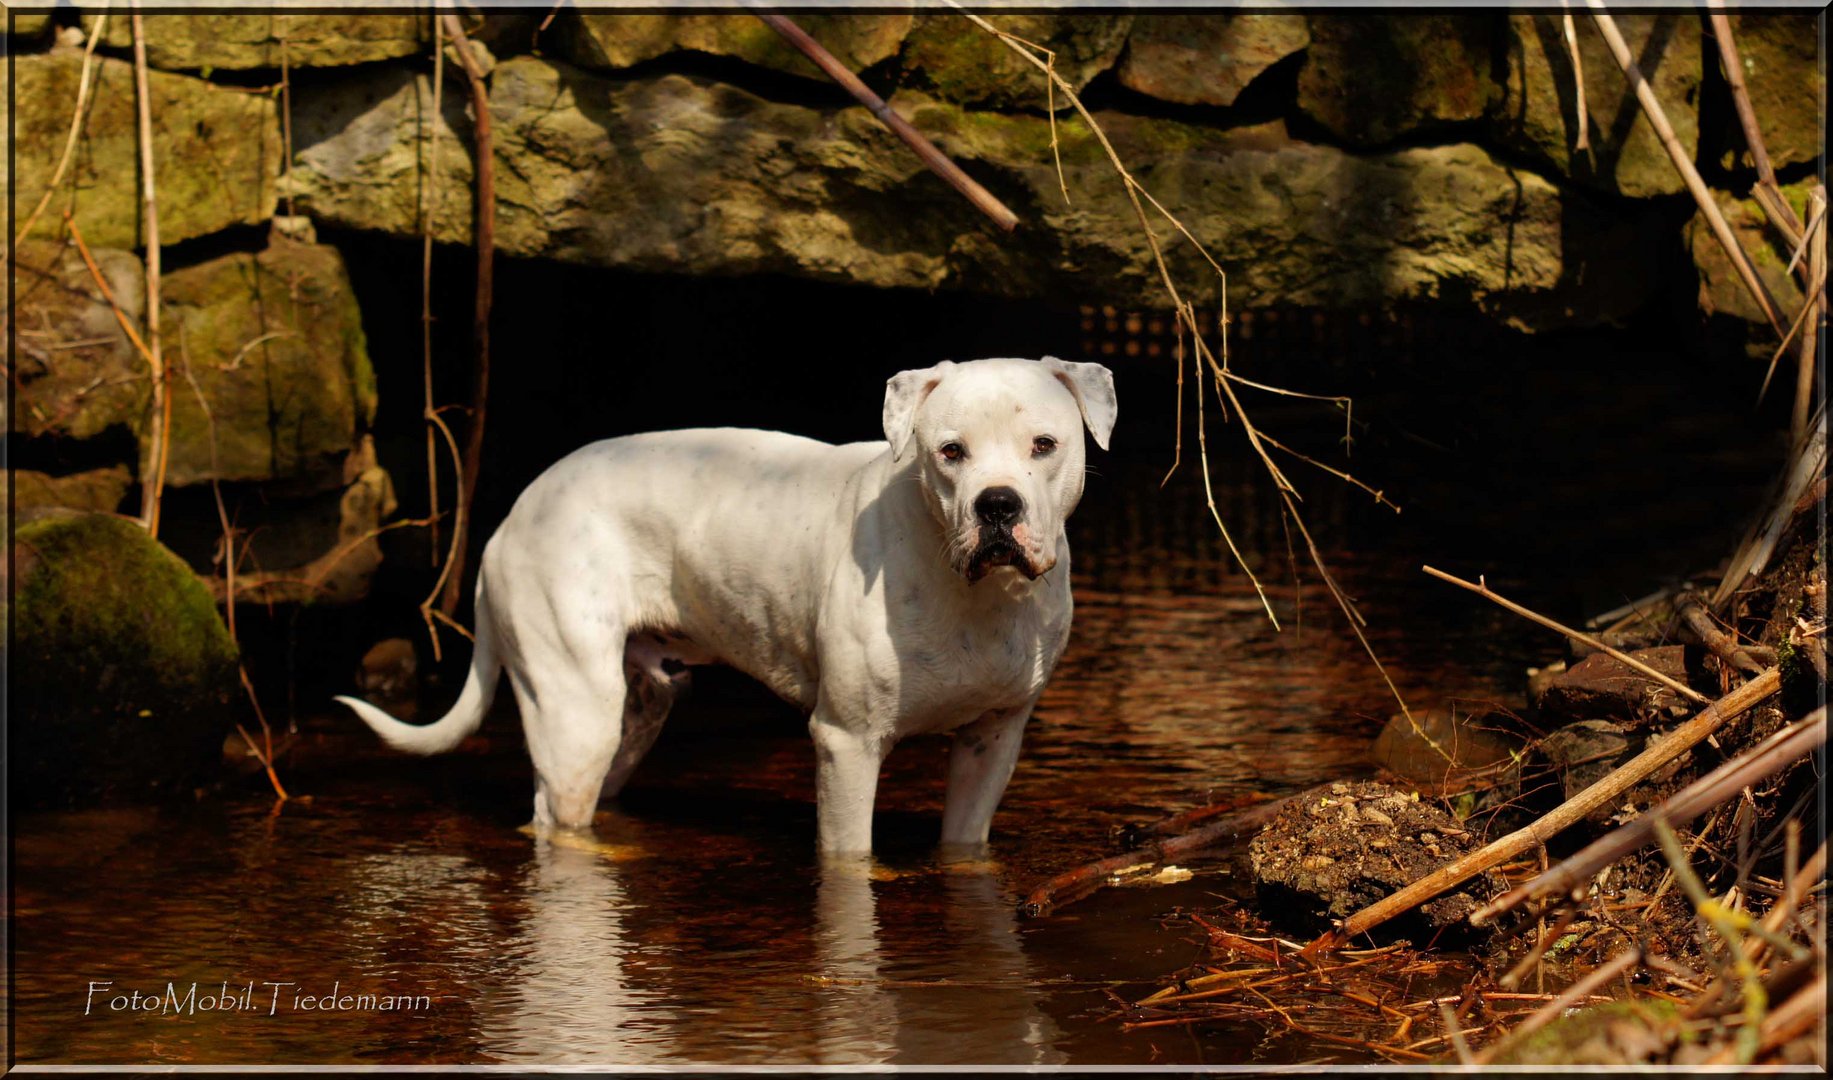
[883,357,1116,584]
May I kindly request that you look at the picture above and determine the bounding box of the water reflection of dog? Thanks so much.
[814,863,1065,1066]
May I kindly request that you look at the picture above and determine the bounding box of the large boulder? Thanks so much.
[9,238,149,443]
[1298,14,1499,147]
[289,56,1661,329]
[158,238,378,490]
[3,50,280,248]
[1722,13,1822,172]
[899,13,1132,111]
[1491,12,1701,198]
[9,513,240,807]
[83,12,428,70]
[556,12,911,81]
[1117,13,1308,108]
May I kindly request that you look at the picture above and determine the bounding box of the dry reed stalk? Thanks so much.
[175,323,289,800]
[130,11,170,537]
[945,4,1428,750]
[1423,566,1710,704]
[422,14,446,558]
[1588,4,1783,335]
[1760,208,1826,405]
[1560,4,1589,151]
[1308,667,1781,950]
[437,14,495,622]
[1794,192,1825,448]
[1706,12,1804,247]
[9,13,107,251]
[1475,706,1825,925]
[752,10,1019,233]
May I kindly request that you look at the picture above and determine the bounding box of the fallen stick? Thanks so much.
[1588,3,1784,335]
[1021,789,1302,917]
[752,10,1018,233]
[1473,705,1824,925]
[1675,591,1770,675]
[1303,667,1782,952]
[1793,191,1825,449]
[1423,566,1710,705]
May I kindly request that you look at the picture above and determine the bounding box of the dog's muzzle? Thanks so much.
[966,487,1042,583]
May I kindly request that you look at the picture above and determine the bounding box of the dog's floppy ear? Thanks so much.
[1042,357,1117,451]
[883,361,952,461]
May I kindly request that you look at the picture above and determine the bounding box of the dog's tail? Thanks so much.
[335,574,502,755]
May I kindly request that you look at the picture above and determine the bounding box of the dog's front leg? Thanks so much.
[810,712,886,855]
[939,704,1033,851]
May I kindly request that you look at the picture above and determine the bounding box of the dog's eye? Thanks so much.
[940,442,966,462]
[1032,435,1058,456]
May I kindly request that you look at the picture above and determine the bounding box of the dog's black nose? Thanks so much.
[974,486,1023,526]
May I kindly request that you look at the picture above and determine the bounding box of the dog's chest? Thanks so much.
[891,600,1068,734]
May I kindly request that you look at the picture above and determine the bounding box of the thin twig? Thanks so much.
[1424,565,1710,705]
[1588,4,1783,335]
[10,13,108,250]
[437,14,494,621]
[1676,590,1768,675]
[1560,4,1589,152]
[1792,190,1825,448]
[750,9,1019,233]
[423,14,446,558]
[1759,208,1826,406]
[131,10,170,537]
[1706,12,1801,241]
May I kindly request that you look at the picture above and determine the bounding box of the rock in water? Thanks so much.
[9,513,240,808]
[1249,780,1499,936]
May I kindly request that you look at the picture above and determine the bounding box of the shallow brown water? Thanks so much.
[6,436,1759,1066]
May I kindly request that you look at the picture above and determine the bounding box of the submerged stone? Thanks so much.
[289,56,1661,329]
[1117,14,1308,108]
[3,51,280,248]
[9,513,240,808]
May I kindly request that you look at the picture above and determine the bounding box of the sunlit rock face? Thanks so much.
[80,13,430,70]
[1118,14,1309,109]
[288,56,1658,331]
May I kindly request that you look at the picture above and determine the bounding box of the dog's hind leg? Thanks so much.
[599,635,689,800]
[506,601,633,834]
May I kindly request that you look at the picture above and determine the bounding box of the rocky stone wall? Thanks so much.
[7,9,1824,599]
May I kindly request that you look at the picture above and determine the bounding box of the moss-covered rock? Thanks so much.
[1687,179,1810,332]
[1721,13,1823,173]
[1298,14,1499,147]
[10,238,149,442]
[556,12,911,82]
[1491,12,1701,198]
[10,467,133,514]
[9,513,240,808]
[289,56,1662,329]
[1117,14,1306,109]
[3,50,280,248]
[157,239,377,490]
[899,13,1131,111]
[82,12,428,70]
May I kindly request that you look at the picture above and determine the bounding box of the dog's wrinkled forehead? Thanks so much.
[883,357,1117,461]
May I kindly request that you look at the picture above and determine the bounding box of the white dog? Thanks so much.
[338,357,1116,854]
